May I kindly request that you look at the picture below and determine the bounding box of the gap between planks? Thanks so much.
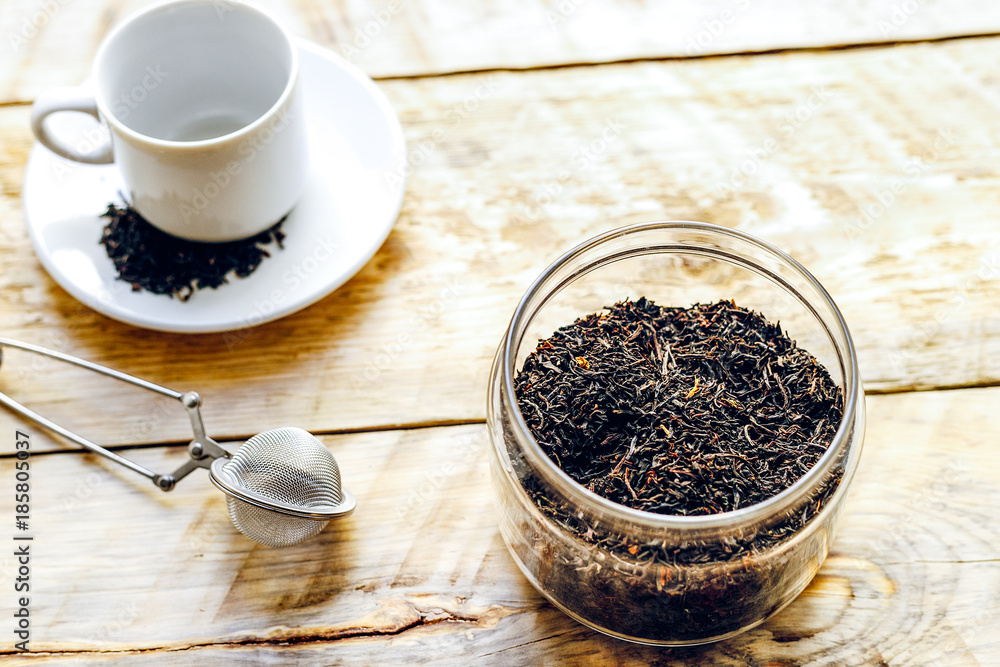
[864,379,1000,396]
[0,30,997,104]
[357,29,1000,82]
[5,377,1000,460]
[0,418,488,459]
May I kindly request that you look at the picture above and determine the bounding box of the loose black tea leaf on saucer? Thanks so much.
[509,298,846,640]
[99,204,286,301]
[515,298,843,516]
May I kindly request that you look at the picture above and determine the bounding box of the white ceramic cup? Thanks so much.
[30,0,309,242]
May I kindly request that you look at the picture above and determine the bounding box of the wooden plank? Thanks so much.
[3,38,1000,452]
[1,386,998,663]
[3,0,1000,102]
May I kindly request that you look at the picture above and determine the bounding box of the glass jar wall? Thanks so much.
[487,221,865,645]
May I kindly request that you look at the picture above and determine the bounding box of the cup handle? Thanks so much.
[30,87,114,164]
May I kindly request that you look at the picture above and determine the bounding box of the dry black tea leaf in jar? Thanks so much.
[511,298,845,640]
[515,298,842,517]
[99,203,286,301]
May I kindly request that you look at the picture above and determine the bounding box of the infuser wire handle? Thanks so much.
[0,337,229,491]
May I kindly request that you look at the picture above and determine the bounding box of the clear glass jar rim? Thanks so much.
[500,220,862,532]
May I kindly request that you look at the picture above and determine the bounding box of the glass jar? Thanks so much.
[487,221,865,645]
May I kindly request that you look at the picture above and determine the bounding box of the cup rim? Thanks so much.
[91,0,298,149]
[499,220,863,532]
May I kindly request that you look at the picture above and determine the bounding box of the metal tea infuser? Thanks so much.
[0,338,356,547]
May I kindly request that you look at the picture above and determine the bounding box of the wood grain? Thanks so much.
[4,1,999,663]
[3,0,1000,102]
[4,38,1000,453]
[1,387,998,664]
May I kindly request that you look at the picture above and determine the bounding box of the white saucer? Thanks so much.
[22,40,407,334]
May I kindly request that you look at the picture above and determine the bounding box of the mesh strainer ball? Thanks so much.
[209,427,356,547]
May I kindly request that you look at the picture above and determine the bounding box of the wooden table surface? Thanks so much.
[2,1,999,664]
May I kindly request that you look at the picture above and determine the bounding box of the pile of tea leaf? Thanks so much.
[514,298,843,516]
[99,204,286,301]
